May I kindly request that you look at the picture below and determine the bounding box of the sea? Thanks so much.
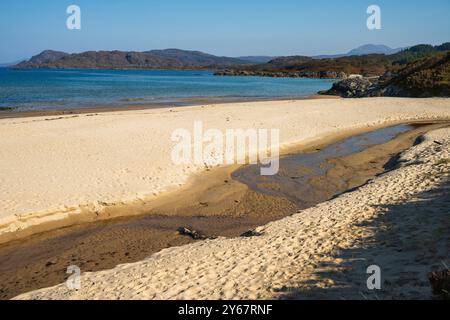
[0,68,335,111]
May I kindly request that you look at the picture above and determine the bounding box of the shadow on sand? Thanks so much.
[277,176,450,300]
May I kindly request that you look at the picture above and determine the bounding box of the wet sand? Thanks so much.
[0,95,336,119]
[0,122,446,299]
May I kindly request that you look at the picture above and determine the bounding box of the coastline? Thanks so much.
[0,97,449,245]
[0,94,337,120]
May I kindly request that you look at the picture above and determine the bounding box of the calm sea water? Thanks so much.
[0,68,334,111]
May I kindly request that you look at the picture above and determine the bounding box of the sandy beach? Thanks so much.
[1,97,449,244]
[1,121,445,299]
[2,0,449,305]
[15,125,450,300]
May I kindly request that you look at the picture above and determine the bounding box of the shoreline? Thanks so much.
[0,121,446,299]
[0,94,337,120]
[1,97,449,245]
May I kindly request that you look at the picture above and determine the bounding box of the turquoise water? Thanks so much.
[0,68,334,111]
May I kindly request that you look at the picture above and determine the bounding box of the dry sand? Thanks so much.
[1,97,449,243]
[15,127,450,300]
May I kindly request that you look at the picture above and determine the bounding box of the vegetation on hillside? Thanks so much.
[216,42,450,78]
[15,49,251,70]
[320,52,450,98]
[380,52,450,97]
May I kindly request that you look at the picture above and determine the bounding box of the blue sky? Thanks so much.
[1,0,449,62]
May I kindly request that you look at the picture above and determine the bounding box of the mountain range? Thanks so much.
[13,44,413,70]
[14,49,253,70]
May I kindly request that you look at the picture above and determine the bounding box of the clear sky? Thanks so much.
[1,0,449,62]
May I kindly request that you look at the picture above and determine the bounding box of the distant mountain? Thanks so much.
[347,44,403,56]
[14,49,252,70]
[237,56,277,64]
[312,44,404,59]
[26,50,70,65]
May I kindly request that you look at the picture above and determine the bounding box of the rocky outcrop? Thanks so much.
[215,69,347,79]
[319,77,379,97]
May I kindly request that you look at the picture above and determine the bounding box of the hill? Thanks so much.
[216,42,450,78]
[347,44,403,56]
[15,49,251,70]
[146,49,247,67]
[378,52,450,97]
[216,54,391,78]
[20,50,70,66]
[320,52,450,98]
